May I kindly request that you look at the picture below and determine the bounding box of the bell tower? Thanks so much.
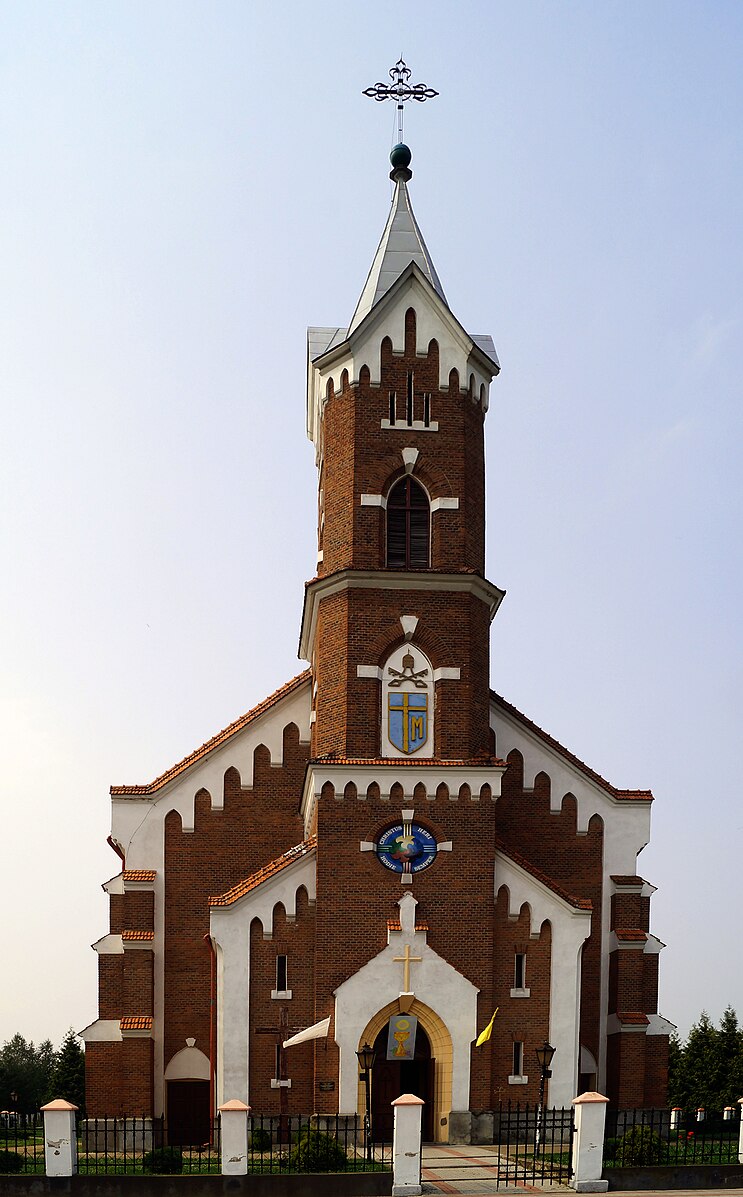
[302,144,504,767]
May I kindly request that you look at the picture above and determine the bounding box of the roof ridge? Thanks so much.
[490,691,653,801]
[111,670,311,796]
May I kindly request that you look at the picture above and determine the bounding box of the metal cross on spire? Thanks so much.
[363,58,438,144]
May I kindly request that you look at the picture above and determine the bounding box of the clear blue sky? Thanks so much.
[1,1,741,1051]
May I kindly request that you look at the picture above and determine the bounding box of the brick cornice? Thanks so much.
[299,568,505,661]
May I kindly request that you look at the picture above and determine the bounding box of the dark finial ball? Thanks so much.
[390,143,412,170]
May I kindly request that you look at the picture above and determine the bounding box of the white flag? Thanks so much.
[283,1016,331,1048]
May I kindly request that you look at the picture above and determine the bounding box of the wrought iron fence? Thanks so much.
[605,1107,741,1168]
[244,1113,390,1173]
[0,1113,45,1174]
[424,1103,574,1188]
[0,1112,391,1176]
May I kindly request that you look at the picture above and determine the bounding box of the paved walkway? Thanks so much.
[419,1144,743,1196]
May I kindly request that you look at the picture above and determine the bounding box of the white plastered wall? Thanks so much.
[104,680,312,1113]
[334,894,478,1117]
[209,851,317,1107]
[494,852,592,1106]
[490,699,653,1095]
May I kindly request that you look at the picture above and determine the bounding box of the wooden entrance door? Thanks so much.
[167,1080,211,1146]
[370,1024,434,1141]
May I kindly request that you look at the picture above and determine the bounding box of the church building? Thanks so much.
[83,139,671,1144]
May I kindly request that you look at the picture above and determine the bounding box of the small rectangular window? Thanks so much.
[276,955,288,992]
[514,953,525,990]
[389,391,396,425]
[512,1041,524,1077]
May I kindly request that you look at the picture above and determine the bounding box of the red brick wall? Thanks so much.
[248,889,316,1113]
[163,724,309,1077]
[488,888,552,1105]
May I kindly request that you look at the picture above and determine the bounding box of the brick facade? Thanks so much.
[84,148,668,1136]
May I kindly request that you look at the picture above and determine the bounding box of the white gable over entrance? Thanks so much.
[334,893,478,1115]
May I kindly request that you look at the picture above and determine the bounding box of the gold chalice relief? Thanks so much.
[393,1030,410,1057]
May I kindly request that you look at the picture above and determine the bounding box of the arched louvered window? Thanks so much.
[386,477,430,568]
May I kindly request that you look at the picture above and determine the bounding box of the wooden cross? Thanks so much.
[393,943,422,992]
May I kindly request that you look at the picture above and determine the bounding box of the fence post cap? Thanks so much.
[391,1093,425,1107]
[218,1099,250,1111]
[41,1099,79,1112]
[738,1098,743,1106]
[572,1092,610,1106]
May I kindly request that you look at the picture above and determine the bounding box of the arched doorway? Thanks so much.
[164,1045,211,1146]
[371,1024,434,1142]
[357,998,453,1143]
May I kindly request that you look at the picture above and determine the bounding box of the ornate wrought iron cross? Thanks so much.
[363,58,438,143]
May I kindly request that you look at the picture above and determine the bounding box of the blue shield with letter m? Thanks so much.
[388,692,428,755]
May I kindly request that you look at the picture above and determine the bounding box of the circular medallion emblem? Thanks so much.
[376,822,437,875]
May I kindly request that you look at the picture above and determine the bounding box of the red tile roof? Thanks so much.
[611,875,645,886]
[312,756,505,768]
[122,930,155,942]
[122,870,156,883]
[387,920,429,931]
[614,929,648,942]
[495,839,592,911]
[616,1012,650,1025]
[491,692,654,802]
[111,671,311,796]
[209,837,317,907]
[119,1016,153,1031]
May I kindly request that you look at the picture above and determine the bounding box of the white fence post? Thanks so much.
[219,1099,250,1175]
[571,1092,609,1193]
[40,1099,78,1177]
[391,1094,424,1197]
[737,1098,743,1163]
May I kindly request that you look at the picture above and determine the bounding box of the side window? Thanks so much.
[386,477,430,568]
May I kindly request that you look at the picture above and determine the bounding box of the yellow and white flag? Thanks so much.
[475,1008,499,1047]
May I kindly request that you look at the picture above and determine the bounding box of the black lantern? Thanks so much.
[534,1041,555,1155]
[356,1043,377,1160]
[356,1043,376,1075]
[535,1041,555,1077]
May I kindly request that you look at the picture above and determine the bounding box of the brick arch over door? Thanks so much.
[356,997,453,1143]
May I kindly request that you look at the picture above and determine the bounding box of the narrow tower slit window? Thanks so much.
[274,1044,282,1080]
[423,393,431,427]
[512,1041,524,1077]
[386,477,430,569]
[389,391,397,425]
[276,954,288,992]
[514,952,525,990]
[406,371,414,425]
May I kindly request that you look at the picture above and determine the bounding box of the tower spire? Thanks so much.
[348,144,447,334]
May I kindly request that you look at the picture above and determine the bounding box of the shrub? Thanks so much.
[142,1146,183,1173]
[288,1128,348,1172]
[250,1127,272,1153]
[616,1125,667,1166]
[0,1150,25,1174]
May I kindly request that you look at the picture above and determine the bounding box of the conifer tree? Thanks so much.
[50,1030,85,1113]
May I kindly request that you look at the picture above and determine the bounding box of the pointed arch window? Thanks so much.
[386,477,430,568]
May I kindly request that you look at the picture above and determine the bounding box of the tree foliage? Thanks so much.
[50,1030,85,1114]
[669,1007,743,1110]
[0,1030,84,1114]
